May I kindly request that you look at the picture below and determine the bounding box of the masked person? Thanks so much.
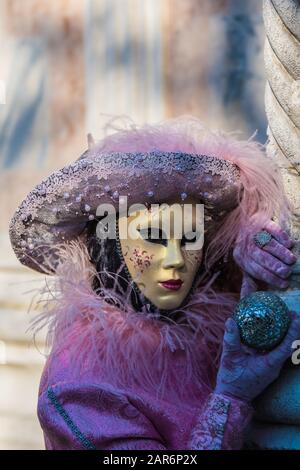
[9,117,300,450]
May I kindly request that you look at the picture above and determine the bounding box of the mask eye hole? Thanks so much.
[138,228,168,246]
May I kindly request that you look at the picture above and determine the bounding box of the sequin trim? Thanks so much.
[47,387,96,450]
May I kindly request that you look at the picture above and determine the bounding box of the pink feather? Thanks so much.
[30,116,291,401]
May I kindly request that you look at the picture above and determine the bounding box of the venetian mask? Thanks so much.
[118,197,204,310]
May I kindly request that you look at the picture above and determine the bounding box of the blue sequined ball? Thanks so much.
[233,292,291,351]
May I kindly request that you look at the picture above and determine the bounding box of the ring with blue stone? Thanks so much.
[253,230,273,248]
[233,292,291,351]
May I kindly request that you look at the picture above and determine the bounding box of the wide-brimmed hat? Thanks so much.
[9,148,242,274]
[9,113,287,276]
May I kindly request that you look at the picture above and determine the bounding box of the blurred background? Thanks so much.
[0,0,266,449]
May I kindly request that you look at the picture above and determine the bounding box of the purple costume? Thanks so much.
[38,365,252,451]
[37,292,252,450]
[9,117,297,450]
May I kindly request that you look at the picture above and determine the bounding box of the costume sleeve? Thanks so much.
[188,392,253,450]
[38,382,167,450]
[38,383,252,450]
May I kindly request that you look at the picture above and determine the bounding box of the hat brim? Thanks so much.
[9,150,241,273]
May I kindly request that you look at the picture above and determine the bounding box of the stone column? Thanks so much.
[263,0,300,293]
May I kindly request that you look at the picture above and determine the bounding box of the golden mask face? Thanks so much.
[118,197,204,310]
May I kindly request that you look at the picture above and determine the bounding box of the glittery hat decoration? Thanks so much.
[9,117,288,274]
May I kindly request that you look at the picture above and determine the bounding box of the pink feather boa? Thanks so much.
[32,241,238,402]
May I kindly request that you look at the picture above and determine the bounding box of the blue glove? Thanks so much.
[215,311,300,402]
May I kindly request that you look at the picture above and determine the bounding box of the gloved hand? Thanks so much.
[215,311,300,403]
[233,216,297,298]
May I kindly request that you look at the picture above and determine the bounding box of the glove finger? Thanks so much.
[261,238,297,265]
[250,247,292,280]
[263,220,294,249]
[241,257,289,289]
[223,319,242,353]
